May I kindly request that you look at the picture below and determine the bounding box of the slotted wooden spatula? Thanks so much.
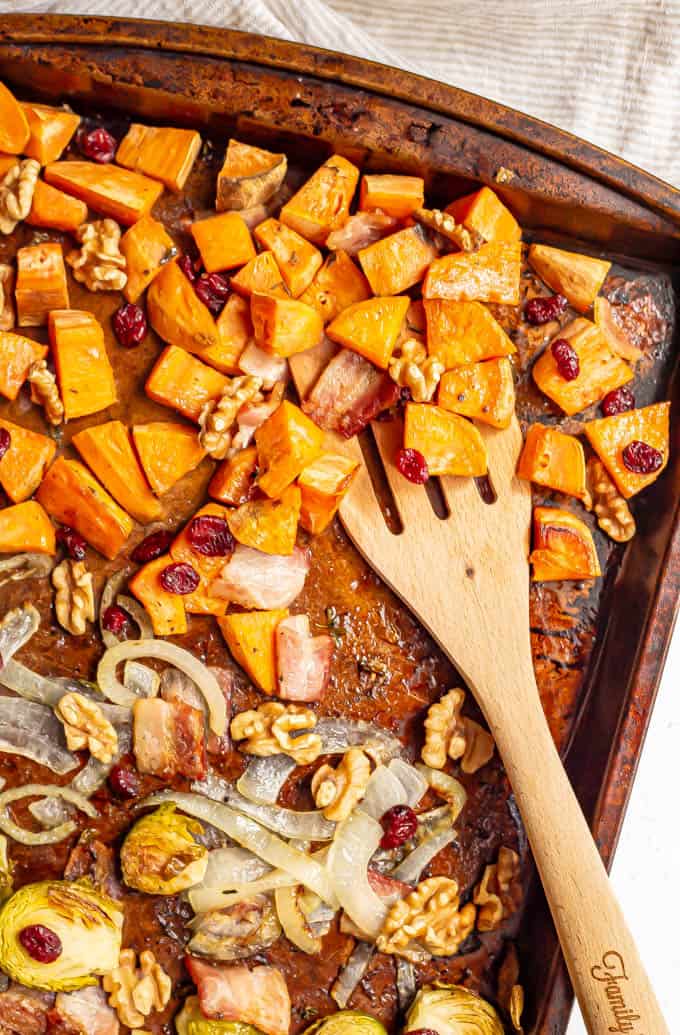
[291,345,668,1035]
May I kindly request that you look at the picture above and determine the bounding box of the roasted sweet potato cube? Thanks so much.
[532,318,632,416]
[254,218,322,298]
[299,249,370,324]
[48,309,117,419]
[0,501,55,555]
[438,358,515,429]
[517,424,589,502]
[298,452,360,533]
[147,260,219,355]
[256,400,325,498]
[145,345,228,422]
[0,82,29,154]
[326,295,410,369]
[584,402,670,499]
[0,155,18,180]
[0,265,14,331]
[200,293,253,374]
[209,445,258,505]
[530,506,601,581]
[26,180,88,233]
[424,241,521,304]
[445,187,521,243]
[21,103,80,164]
[359,174,425,219]
[250,293,323,358]
[120,216,177,303]
[528,244,611,314]
[116,123,201,192]
[129,555,187,637]
[424,299,516,369]
[132,421,206,496]
[0,419,56,503]
[44,161,163,225]
[404,402,488,477]
[170,503,232,616]
[0,332,47,401]
[227,484,301,555]
[72,420,162,524]
[191,212,256,274]
[218,609,289,695]
[230,251,289,299]
[358,225,438,296]
[216,139,287,212]
[16,243,69,327]
[37,458,133,559]
[593,296,643,362]
[280,154,360,246]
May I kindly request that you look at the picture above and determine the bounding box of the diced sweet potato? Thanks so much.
[37,458,133,559]
[0,501,55,555]
[298,452,360,533]
[129,555,187,637]
[404,402,488,476]
[48,309,117,419]
[326,295,410,368]
[116,123,201,191]
[216,139,287,212]
[0,155,18,180]
[438,358,515,429]
[280,154,360,245]
[191,212,256,274]
[424,299,516,368]
[250,293,323,358]
[528,244,611,314]
[0,265,14,331]
[584,402,670,499]
[145,345,228,422]
[209,445,258,505]
[594,296,643,362]
[299,249,371,324]
[517,424,589,502]
[359,174,425,219]
[218,609,289,694]
[254,218,322,298]
[44,161,163,225]
[532,318,632,416]
[530,506,601,581]
[26,180,88,233]
[227,484,301,555]
[147,260,219,355]
[0,83,30,154]
[170,503,232,616]
[0,419,56,503]
[445,187,521,243]
[120,215,177,304]
[256,400,325,498]
[423,241,521,304]
[358,225,438,296]
[197,293,254,375]
[21,103,80,164]
[72,420,162,524]
[132,421,206,496]
[0,332,47,401]
[16,243,69,327]
[230,251,289,299]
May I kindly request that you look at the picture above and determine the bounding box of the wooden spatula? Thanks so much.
[290,344,668,1035]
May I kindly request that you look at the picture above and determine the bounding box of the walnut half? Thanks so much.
[103,949,171,1030]
[311,747,371,821]
[377,876,476,962]
[55,691,118,765]
[473,846,522,931]
[67,219,127,291]
[587,457,635,543]
[231,701,322,765]
[388,337,444,403]
[52,558,95,635]
[0,159,40,235]
[198,374,264,460]
[421,688,495,774]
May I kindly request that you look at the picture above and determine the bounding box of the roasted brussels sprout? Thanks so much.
[0,879,123,991]
[0,834,13,904]
[188,895,282,960]
[121,804,209,895]
[304,1012,388,1035]
[175,995,264,1035]
[404,985,504,1035]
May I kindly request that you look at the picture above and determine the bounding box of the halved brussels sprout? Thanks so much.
[0,879,123,991]
[121,804,209,895]
[175,995,264,1035]
[188,895,282,961]
[404,985,504,1035]
[304,1012,388,1035]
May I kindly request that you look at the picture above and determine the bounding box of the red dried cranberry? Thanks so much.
[112,303,147,348]
[187,515,234,557]
[159,562,200,595]
[108,760,141,799]
[131,530,174,564]
[19,925,62,963]
[551,338,580,381]
[77,126,116,164]
[524,293,568,325]
[56,526,87,561]
[380,804,418,849]
[601,386,635,417]
[0,427,10,461]
[194,272,230,316]
[395,447,429,485]
[178,254,200,282]
[622,440,663,475]
[102,604,129,637]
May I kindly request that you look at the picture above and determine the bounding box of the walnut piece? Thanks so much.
[497,944,524,1033]
[0,263,15,330]
[422,688,495,774]
[495,166,516,184]
[198,374,264,459]
[103,949,171,1030]
[413,207,481,251]
[28,359,64,425]
[231,701,322,765]
[311,747,371,821]
[67,219,127,291]
[52,558,95,635]
[0,159,40,235]
[587,457,635,542]
[377,876,476,962]
[56,691,119,764]
[473,846,522,931]
[388,337,444,403]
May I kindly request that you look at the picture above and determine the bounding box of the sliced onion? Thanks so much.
[189,872,299,914]
[0,698,78,775]
[201,846,271,888]
[160,667,205,713]
[225,789,336,841]
[392,824,457,883]
[192,772,231,802]
[361,765,408,820]
[416,764,467,821]
[0,553,53,587]
[0,605,40,665]
[237,755,297,804]
[275,884,322,955]
[327,810,387,940]
[315,718,402,762]
[123,660,160,698]
[1,660,99,707]
[0,784,97,845]
[389,759,428,807]
[331,941,375,1008]
[396,957,417,1011]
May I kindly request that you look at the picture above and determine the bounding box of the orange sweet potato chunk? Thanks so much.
[584,402,670,499]
[530,506,601,581]
[145,345,228,422]
[280,154,360,246]
[218,609,289,695]
[21,103,80,164]
[299,249,371,324]
[230,251,289,299]
[446,187,521,243]
[251,293,323,358]
[116,123,201,192]
[170,503,232,616]
[404,402,488,477]
[438,358,515,429]
[254,218,323,298]
[26,180,88,233]
[327,295,410,369]
[120,216,177,304]
[425,299,516,369]
[358,225,438,296]
[44,161,163,225]
[0,332,47,401]
[359,174,425,219]
[209,445,258,506]
[197,293,254,375]
[0,419,56,503]
[129,555,187,637]
[72,420,162,524]
[191,212,256,274]
[37,458,133,559]
[528,244,611,314]
[16,243,69,327]
[216,139,287,212]
[133,421,206,496]
[147,260,219,355]
[227,484,301,555]
[49,309,117,420]
[0,83,30,154]
[532,318,632,416]
[0,501,55,555]
[298,452,360,533]
[517,424,589,502]
[256,400,325,499]
[423,241,521,305]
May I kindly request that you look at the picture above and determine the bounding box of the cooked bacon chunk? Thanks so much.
[326,211,399,256]
[212,544,310,610]
[0,985,53,1035]
[303,348,400,438]
[64,838,123,900]
[238,342,288,389]
[133,697,206,780]
[51,987,119,1035]
[186,959,291,1035]
[276,614,333,702]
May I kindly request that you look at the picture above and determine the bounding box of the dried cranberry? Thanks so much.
[187,515,234,557]
[0,427,10,461]
[178,254,200,283]
[19,925,62,963]
[77,126,116,164]
[395,447,429,485]
[194,272,230,316]
[622,440,663,475]
[112,303,147,348]
[102,604,129,637]
[108,760,141,799]
[601,386,635,417]
[380,804,418,849]
[551,338,580,381]
[56,526,87,561]
[131,530,174,564]
[159,562,200,595]
[524,293,568,325]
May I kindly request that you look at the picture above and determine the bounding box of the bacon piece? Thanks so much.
[212,544,310,610]
[186,959,291,1035]
[0,986,53,1035]
[238,342,288,390]
[232,381,286,452]
[276,614,333,702]
[64,838,123,900]
[303,348,400,438]
[51,988,119,1035]
[326,210,399,256]
[133,697,206,780]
